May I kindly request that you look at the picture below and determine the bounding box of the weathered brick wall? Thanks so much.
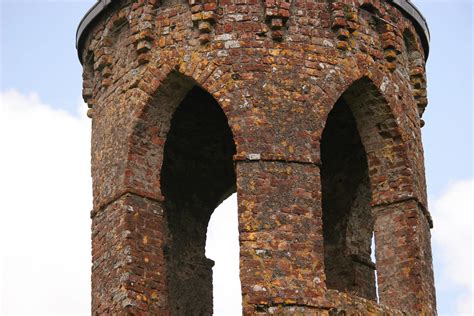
[79,0,436,314]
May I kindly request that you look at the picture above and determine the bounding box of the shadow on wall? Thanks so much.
[161,85,238,314]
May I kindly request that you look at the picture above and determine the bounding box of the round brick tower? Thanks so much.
[77,0,436,314]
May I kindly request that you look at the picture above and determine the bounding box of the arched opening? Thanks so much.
[161,85,237,314]
[321,95,376,300]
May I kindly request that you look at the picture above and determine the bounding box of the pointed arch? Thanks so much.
[162,83,237,314]
[126,71,238,314]
[321,79,377,300]
[126,71,197,201]
[320,76,415,206]
[320,76,419,302]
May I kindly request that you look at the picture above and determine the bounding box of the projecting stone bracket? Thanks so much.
[330,2,359,51]
[264,0,293,40]
[410,67,428,117]
[130,2,159,65]
[190,0,218,44]
[330,2,403,72]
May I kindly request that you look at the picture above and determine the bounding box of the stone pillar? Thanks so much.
[91,193,170,314]
[236,161,325,314]
[374,199,436,314]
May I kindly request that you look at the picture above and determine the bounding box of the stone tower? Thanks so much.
[76,0,436,314]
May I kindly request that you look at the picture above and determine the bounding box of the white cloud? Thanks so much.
[206,193,242,315]
[0,90,91,315]
[431,179,473,315]
[0,90,242,315]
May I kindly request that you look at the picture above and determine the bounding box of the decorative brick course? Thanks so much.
[78,0,436,314]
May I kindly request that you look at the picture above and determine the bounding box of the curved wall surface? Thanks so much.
[77,0,436,314]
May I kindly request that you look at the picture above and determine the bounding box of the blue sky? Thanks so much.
[419,1,473,195]
[1,1,90,112]
[1,0,472,314]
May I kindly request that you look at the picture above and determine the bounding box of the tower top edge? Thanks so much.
[75,0,430,64]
